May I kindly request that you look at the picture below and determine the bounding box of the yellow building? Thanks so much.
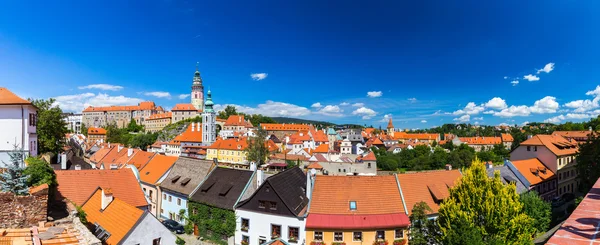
[306,175,409,245]
[206,137,249,169]
[144,112,172,133]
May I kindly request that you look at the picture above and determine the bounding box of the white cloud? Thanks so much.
[494,105,531,117]
[529,96,559,114]
[77,84,124,91]
[420,120,427,123]
[485,97,508,110]
[352,103,364,107]
[339,102,349,106]
[511,80,519,86]
[453,114,470,123]
[144,91,171,98]
[521,121,530,126]
[367,91,382,98]
[564,86,600,113]
[250,73,268,81]
[544,115,565,124]
[483,110,496,114]
[311,102,322,108]
[453,102,484,115]
[473,117,484,121]
[504,76,509,79]
[408,98,417,102]
[537,63,555,74]
[178,94,190,99]
[523,74,540,82]
[586,85,600,97]
[544,113,600,124]
[214,100,310,117]
[379,114,392,122]
[317,105,344,117]
[352,107,377,119]
[53,93,143,112]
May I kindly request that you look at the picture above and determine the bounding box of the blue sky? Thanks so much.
[2,1,600,128]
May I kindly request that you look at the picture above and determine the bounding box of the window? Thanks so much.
[271,224,281,238]
[534,146,537,151]
[149,190,153,199]
[368,162,372,168]
[152,238,161,245]
[527,146,531,151]
[314,231,323,241]
[259,238,267,245]
[161,209,163,214]
[376,230,385,240]
[353,231,363,241]
[169,196,172,202]
[395,229,404,239]
[288,227,299,243]
[241,218,249,232]
[163,194,166,200]
[259,200,266,209]
[349,201,357,210]
[269,201,277,210]
[177,198,181,206]
[334,232,343,242]
[242,235,249,245]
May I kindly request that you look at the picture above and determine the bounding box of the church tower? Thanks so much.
[202,90,216,146]
[191,63,204,110]
[387,117,395,136]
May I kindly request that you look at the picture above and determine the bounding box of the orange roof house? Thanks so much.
[55,169,148,208]
[307,175,409,229]
[82,188,144,245]
[89,146,112,164]
[310,130,329,143]
[458,136,502,145]
[87,127,107,135]
[208,137,249,151]
[519,134,579,156]
[552,130,594,143]
[312,143,329,154]
[396,170,462,215]
[146,111,172,120]
[510,158,555,185]
[0,87,35,106]
[260,123,311,131]
[224,115,253,128]
[126,151,156,170]
[97,147,139,169]
[362,151,377,161]
[172,103,199,111]
[387,118,394,129]
[138,154,178,185]
[173,123,203,143]
[501,133,514,142]
[82,101,157,112]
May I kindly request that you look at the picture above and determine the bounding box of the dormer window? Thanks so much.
[349,201,357,211]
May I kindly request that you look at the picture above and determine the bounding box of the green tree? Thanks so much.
[409,201,436,245]
[32,98,68,154]
[0,145,30,195]
[126,118,144,132]
[128,133,158,150]
[245,128,269,165]
[81,123,88,136]
[437,158,535,244]
[217,105,238,119]
[576,134,600,192]
[23,157,56,187]
[492,143,510,160]
[519,191,551,234]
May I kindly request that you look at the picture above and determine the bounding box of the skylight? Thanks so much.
[349,201,357,210]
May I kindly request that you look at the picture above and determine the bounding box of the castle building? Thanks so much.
[191,63,204,110]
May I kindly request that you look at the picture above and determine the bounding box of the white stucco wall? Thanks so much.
[510,146,557,173]
[0,105,36,166]
[235,209,306,245]
[122,213,177,245]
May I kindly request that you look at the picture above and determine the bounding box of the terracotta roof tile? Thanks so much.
[387,118,394,129]
[393,132,440,141]
[87,127,106,135]
[99,147,139,169]
[396,170,462,215]
[261,124,311,131]
[0,87,32,105]
[173,123,203,143]
[459,136,502,145]
[311,130,329,143]
[139,154,178,185]
[310,175,405,215]
[146,112,172,120]
[312,144,329,153]
[82,189,144,245]
[171,103,198,111]
[500,133,514,142]
[511,158,555,185]
[520,134,579,156]
[82,101,157,112]
[224,115,253,127]
[126,151,155,169]
[89,147,112,163]
[208,137,248,150]
[307,162,323,169]
[362,151,377,161]
[55,169,148,207]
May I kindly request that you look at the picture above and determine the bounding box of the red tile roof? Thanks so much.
[546,177,600,245]
[173,123,203,142]
[311,130,329,143]
[313,144,329,154]
[89,147,112,163]
[307,162,323,169]
[393,132,439,141]
[0,87,32,105]
[224,115,253,127]
[99,147,139,169]
[172,103,198,111]
[387,118,394,129]
[362,151,377,161]
[396,170,462,215]
[520,134,579,156]
[146,112,172,120]
[208,137,248,151]
[511,158,555,185]
[55,169,148,207]
[87,127,106,135]
[126,151,156,169]
[261,124,311,131]
[82,188,144,245]
[501,133,514,142]
[458,136,502,145]
[83,101,157,112]
[139,154,178,185]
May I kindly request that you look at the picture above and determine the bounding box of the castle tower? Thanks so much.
[202,90,216,146]
[191,63,204,110]
[387,117,395,136]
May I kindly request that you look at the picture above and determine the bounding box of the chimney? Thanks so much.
[74,164,81,170]
[250,161,257,171]
[60,152,67,170]
[128,148,133,157]
[257,169,264,187]
[191,123,195,132]
[306,169,317,199]
[101,188,114,210]
[527,135,532,139]
[108,142,111,148]
[118,145,124,152]
[486,162,493,169]
[445,164,452,171]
